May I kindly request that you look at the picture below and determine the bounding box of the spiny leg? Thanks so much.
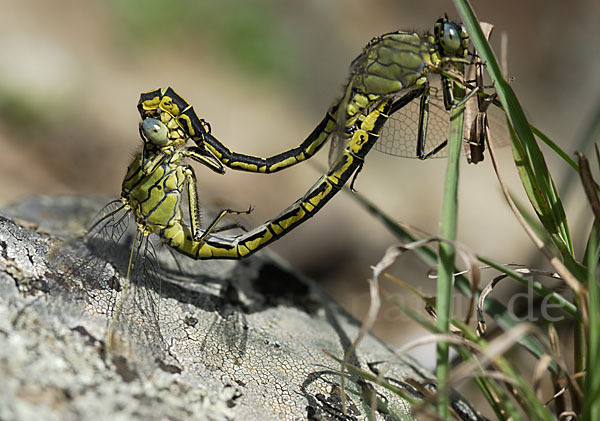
[415,83,447,160]
[415,73,478,160]
[184,165,202,242]
[441,69,456,110]
[208,222,249,234]
[196,207,253,243]
[183,165,252,244]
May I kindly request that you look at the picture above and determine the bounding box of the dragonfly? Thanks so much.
[65,16,477,370]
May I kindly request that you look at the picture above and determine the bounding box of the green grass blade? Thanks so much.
[531,124,578,172]
[435,76,466,418]
[387,288,541,419]
[457,322,555,420]
[344,185,561,373]
[582,222,600,420]
[453,0,574,260]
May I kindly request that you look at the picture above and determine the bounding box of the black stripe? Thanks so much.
[302,178,341,211]
[163,87,190,113]
[389,87,424,114]
[269,203,306,227]
[240,225,276,244]
[179,106,208,139]
[137,88,163,117]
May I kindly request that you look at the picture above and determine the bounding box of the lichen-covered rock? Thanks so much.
[0,196,483,421]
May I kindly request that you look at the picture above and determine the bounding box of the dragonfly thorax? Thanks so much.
[349,30,430,97]
[121,147,186,239]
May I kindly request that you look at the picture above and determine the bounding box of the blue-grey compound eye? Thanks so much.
[141,118,168,145]
[442,22,461,54]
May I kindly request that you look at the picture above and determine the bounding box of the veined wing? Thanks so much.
[52,200,167,375]
[375,74,451,159]
[326,75,455,166]
[373,74,509,161]
[105,227,166,374]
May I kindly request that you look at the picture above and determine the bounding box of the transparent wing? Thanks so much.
[375,75,509,161]
[51,200,129,320]
[327,83,354,168]
[107,230,166,374]
[51,200,166,375]
[328,132,347,168]
[375,75,451,159]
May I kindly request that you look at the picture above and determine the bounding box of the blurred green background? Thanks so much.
[1,0,599,374]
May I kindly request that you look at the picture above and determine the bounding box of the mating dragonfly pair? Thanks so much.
[111,16,482,259]
[71,16,496,364]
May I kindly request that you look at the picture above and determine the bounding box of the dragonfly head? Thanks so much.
[434,17,469,59]
[140,118,170,146]
[137,87,194,148]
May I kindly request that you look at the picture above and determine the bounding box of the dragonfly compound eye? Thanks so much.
[141,118,169,145]
[441,22,462,55]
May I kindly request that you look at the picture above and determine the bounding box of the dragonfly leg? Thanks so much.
[420,139,448,160]
[196,207,253,244]
[441,72,456,110]
[183,164,252,244]
[416,76,476,160]
[453,85,480,109]
[208,222,249,234]
[441,71,480,110]
[415,83,434,160]
[415,73,477,160]
[184,165,202,243]
[170,203,253,260]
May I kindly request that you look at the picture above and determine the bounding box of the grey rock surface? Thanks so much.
[0,196,481,421]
